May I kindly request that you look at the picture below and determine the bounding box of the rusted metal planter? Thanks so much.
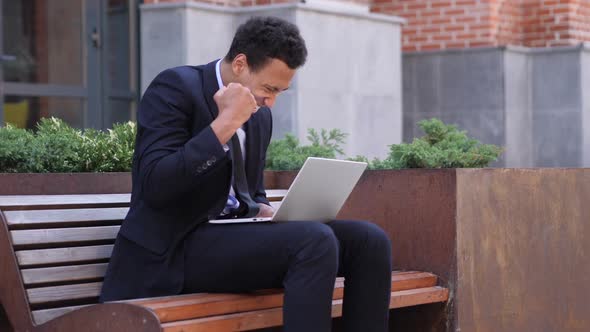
[265,168,590,332]
[0,173,132,195]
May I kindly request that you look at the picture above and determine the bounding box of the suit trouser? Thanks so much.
[183,220,393,332]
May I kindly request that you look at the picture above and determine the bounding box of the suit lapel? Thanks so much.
[201,59,232,164]
[201,60,220,120]
[201,58,263,182]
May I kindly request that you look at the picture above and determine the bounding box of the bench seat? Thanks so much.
[0,192,449,331]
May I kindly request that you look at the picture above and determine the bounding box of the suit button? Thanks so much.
[207,160,214,166]
[211,156,217,162]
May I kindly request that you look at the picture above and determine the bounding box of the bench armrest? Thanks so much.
[36,303,161,332]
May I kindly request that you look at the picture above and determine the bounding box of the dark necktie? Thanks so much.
[229,134,259,218]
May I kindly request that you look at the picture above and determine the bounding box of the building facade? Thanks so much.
[375,0,590,167]
[1,0,138,130]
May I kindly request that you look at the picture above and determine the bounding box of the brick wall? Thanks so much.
[371,0,590,51]
[143,0,590,50]
[523,0,590,47]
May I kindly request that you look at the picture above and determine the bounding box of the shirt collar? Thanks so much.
[215,59,224,90]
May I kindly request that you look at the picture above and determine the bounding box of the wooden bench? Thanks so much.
[0,191,449,331]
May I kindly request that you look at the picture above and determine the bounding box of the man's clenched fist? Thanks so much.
[214,82,258,130]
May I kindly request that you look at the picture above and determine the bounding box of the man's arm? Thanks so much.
[136,69,228,207]
[136,69,258,208]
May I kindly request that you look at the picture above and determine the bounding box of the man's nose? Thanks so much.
[264,96,276,108]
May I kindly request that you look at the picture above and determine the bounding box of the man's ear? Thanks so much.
[231,54,248,76]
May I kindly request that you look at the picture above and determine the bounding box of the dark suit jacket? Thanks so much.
[99,60,273,302]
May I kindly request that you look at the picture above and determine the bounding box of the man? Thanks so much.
[100,16,392,332]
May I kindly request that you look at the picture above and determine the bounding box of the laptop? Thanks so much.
[208,157,367,224]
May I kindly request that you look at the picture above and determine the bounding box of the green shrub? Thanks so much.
[78,123,135,172]
[1,116,500,173]
[346,155,398,170]
[107,122,136,172]
[266,128,347,170]
[358,118,503,169]
[0,117,136,173]
[28,118,85,172]
[0,124,35,172]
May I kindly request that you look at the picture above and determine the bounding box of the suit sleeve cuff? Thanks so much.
[184,125,228,175]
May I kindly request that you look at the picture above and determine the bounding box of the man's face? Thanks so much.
[235,56,296,109]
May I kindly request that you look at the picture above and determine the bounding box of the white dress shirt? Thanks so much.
[216,60,246,205]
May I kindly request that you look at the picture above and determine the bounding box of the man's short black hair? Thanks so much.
[225,16,307,72]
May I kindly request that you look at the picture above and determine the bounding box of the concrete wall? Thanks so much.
[140,5,188,92]
[140,2,404,159]
[504,49,533,167]
[403,48,507,166]
[530,47,583,167]
[295,6,403,158]
[403,44,590,167]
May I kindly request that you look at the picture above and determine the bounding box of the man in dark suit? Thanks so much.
[100,16,392,332]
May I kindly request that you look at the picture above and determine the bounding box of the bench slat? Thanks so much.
[391,271,438,291]
[30,287,450,329]
[134,271,437,323]
[131,271,432,308]
[11,226,120,246]
[391,286,449,308]
[160,287,449,332]
[0,194,131,210]
[4,208,128,228]
[21,263,108,286]
[27,282,102,305]
[26,272,442,324]
[0,190,286,211]
[16,245,114,267]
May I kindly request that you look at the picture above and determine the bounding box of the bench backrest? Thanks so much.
[0,191,286,328]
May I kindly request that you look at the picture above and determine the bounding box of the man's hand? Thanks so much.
[256,203,274,218]
[211,83,257,145]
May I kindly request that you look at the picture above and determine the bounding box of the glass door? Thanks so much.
[0,1,4,125]
[103,0,138,128]
[0,0,137,130]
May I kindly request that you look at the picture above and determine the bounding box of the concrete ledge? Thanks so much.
[140,1,295,14]
[404,43,590,56]
[506,43,590,54]
[404,46,503,57]
[140,1,405,24]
